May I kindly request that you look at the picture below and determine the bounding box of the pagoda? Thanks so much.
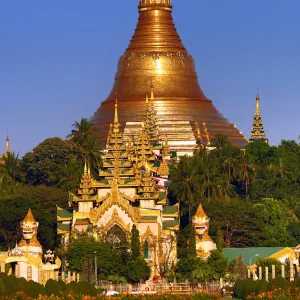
[91,0,247,155]
[57,96,179,277]
[249,93,268,143]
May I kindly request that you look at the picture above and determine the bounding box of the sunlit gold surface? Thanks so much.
[92,0,247,149]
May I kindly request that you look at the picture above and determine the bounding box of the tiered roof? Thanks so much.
[250,93,268,143]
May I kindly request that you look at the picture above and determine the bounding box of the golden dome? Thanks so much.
[92,1,248,150]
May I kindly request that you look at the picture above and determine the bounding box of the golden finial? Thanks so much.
[146,94,149,105]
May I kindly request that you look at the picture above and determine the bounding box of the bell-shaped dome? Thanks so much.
[92,1,247,151]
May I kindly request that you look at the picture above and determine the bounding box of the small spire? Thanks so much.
[150,79,155,100]
[84,159,88,175]
[87,160,91,176]
[113,97,120,133]
[146,94,149,105]
[203,122,210,146]
[114,98,119,124]
[255,91,260,116]
[5,129,9,153]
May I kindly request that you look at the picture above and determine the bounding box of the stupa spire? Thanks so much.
[113,98,120,133]
[5,129,9,153]
[250,92,268,143]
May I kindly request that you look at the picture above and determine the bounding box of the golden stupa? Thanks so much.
[91,0,247,154]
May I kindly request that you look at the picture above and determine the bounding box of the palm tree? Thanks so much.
[0,151,20,180]
[199,155,220,202]
[68,118,92,146]
[57,160,83,191]
[222,143,239,184]
[239,152,256,200]
[170,156,199,223]
[212,133,228,152]
[83,135,103,174]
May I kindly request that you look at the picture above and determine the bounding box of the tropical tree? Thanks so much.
[0,151,20,181]
[170,156,199,223]
[68,118,102,175]
[222,143,239,184]
[20,137,83,186]
[68,118,92,147]
[57,160,83,192]
[199,155,220,202]
[239,152,256,199]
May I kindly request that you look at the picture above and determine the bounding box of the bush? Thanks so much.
[45,278,61,296]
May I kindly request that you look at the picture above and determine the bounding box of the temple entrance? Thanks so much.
[105,225,129,253]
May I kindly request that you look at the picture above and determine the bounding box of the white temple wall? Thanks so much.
[19,262,28,280]
[32,266,39,283]
[78,202,93,213]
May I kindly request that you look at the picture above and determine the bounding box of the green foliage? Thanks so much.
[228,255,248,280]
[124,224,150,283]
[45,278,61,296]
[130,224,141,259]
[20,137,83,186]
[0,185,67,250]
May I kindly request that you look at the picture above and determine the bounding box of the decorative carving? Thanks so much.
[89,180,140,224]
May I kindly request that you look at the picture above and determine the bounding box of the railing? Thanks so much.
[97,281,221,294]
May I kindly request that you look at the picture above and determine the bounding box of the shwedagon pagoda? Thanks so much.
[91,0,248,155]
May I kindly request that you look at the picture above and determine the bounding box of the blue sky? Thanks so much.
[0,0,299,156]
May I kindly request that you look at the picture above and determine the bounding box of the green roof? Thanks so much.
[162,218,179,229]
[223,247,291,266]
[159,192,166,201]
[57,223,71,232]
[57,209,73,219]
[171,151,177,158]
[163,205,178,214]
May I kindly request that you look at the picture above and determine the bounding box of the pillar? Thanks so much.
[0,262,5,273]
[62,271,65,282]
[220,278,224,289]
[248,268,251,278]
[27,266,32,281]
[259,266,262,280]
[15,264,20,278]
[281,264,285,278]
[67,271,71,284]
[72,272,76,282]
[265,266,269,282]
[38,266,43,285]
[290,260,294,281]
[76,273,80,282]
[55,271,59,281]
[271,265,275,279]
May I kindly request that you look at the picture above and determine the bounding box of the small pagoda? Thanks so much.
[0,209,61,284]
[249,93,268,143]
[57,92,179,277]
